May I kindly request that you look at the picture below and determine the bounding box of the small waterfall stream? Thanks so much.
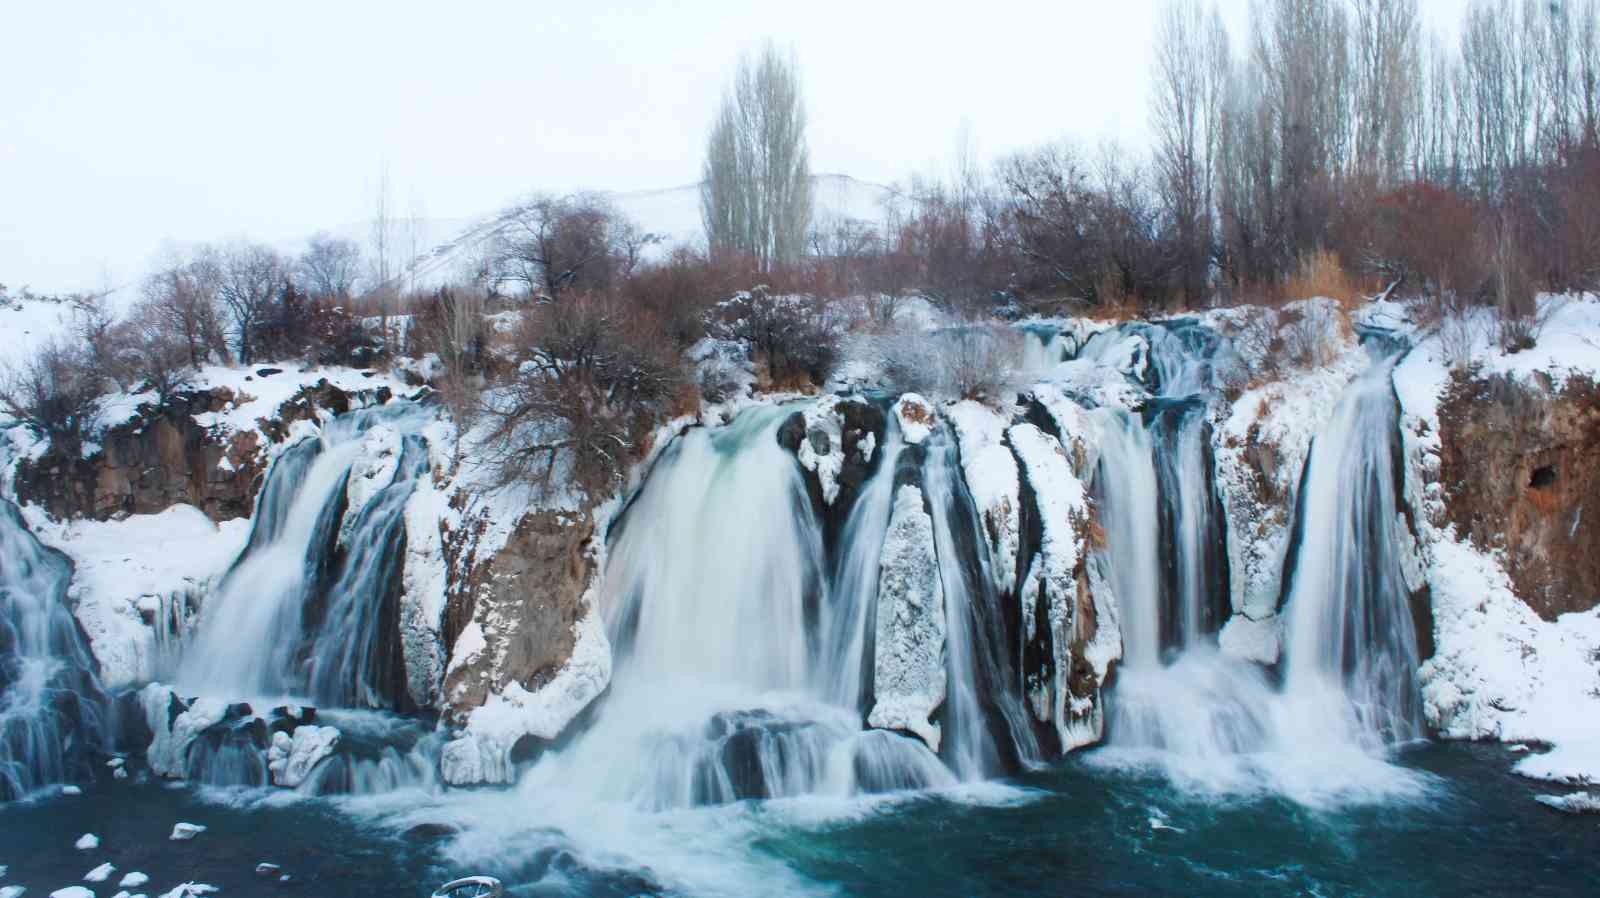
[924,429,1040,777]
[1279,345,1423,748]
[0,498,109,799]
[180,403,431,703]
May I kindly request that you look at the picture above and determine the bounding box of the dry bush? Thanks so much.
[0,339,103,456]
[881,320,1020,400]
[1283,250,1364,313]
[620,247,746,348]
[411,287,487,419]
[1277,298,1351,369]
[708,286,840,388]
[481,293,685,497]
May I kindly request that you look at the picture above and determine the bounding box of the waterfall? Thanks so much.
[1279,345,1422,748]
[180,402,430,704]
[1148,398,1229,654]
[1091,407,1163,669]
[0,498,109,799]
[823,418,903,711]
[923,429,1039,777]
[306,433,428,709]
[526,405,950,809]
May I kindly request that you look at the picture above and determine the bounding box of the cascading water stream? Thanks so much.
[923,428,1040,778]
[306,433,429,709]
[0,498,109,799]
[520,405,951,810]
[823,417,903,711]
[179,403,430,703]
[1279,344,1422,748]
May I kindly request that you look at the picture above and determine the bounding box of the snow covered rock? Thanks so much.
[266,725,340,788]
[440,506,611,782]
[946,401,1021,598]
[867,484,947,752]
[139,687,227,779]
[342,425,402,535]
[1396,313,1600,792]
[447,607,611,785]
[398,423,454,709]
[1009,422,1116,751]
[892,394,935,445]
[1212,346,1362,645]
[1535,791,1600,814]
[156,884,217,898]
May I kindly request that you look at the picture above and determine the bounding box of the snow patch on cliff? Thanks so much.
[946,400,1020,597]
[446,607,612,785]
[867,484,946,752]
[26,504,247,689]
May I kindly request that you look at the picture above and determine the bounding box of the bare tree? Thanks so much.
[493,193,635,300]
[701,42,813,270]
[213,242,287,365]
[1152,0,1229,306]
[139,250,227,369]
[0,339,102,456]
[1352,0,1422,186]
[298,233,363,299]
[1251,0,1353,263]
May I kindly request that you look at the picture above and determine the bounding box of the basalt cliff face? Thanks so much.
[1436,370,1600,621]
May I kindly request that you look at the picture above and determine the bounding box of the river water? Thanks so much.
[0,742,1592,897]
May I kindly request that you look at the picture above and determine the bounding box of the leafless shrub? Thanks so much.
[0,339,103,456]
[139,253,231,368]
[708,285,840,388]
[881,320,1020,400]
[480,293,685,497]
[411,287,488,420]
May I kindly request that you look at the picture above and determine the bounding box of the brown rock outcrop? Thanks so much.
[1437,370,1600,620]
[441,508,596,722]
[15,379,384,523]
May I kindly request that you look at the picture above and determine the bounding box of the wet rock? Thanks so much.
[402,822,459,841]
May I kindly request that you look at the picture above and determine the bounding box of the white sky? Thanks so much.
[2,0,1470,295]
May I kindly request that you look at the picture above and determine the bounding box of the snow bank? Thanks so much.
[25,505,246,689]
[446,607,612,785]
[867,484,947,751]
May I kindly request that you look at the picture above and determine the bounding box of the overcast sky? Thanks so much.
[2,0,1470,295]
